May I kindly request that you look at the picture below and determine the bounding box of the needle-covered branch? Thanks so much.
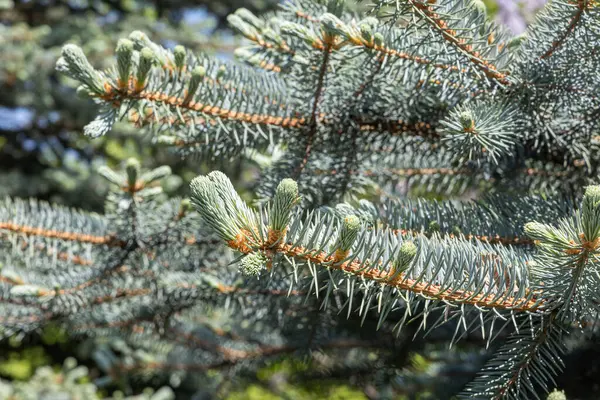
[190,172,548,339]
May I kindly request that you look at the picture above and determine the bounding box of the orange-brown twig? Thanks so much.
[101,86,306,129]
[226,236,543,313]
[540,0,588,59]
[409,1,510,84]
[0,222,123,246]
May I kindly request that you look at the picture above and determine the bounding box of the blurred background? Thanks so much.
[7,1,598,399]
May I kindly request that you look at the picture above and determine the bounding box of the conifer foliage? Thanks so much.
[1,0,600,397]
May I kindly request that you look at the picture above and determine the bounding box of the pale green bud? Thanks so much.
[240,252,268,276]
[270,178,300,235]
[373,32,384,47]
[320,13,348,38]
[234,47,254,61]
[63,357,78,370]
[179,198,192,213]
[208,171,257,232]
[280,22,320,46]
[335,215,361,253]
[583,185,600,211]
[129,30,149,45]
[135,47,154,90]
[524,222,552,242]
[183,66,205,103]
[1,270,23,285]
[459,109,475,131]
[582,185,600,241]
[173,45,186,70]
[360,24,373,42]
[228,14,259,40]
[56,44,105,95]
[393,241,417,273]
[125,158,141,188]
[546,389,566,400]
[190,175,240,241]
[115,39,134,88]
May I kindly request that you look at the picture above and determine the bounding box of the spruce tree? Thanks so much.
[1,0,600,398]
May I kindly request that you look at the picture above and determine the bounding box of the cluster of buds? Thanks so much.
[58,39,157,97]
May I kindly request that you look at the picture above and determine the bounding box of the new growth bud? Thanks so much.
[56,44,105,95]
[189,175,241,242]
[524,222,552,242]
[208,171,252,228]
[334,215,361,261]
[280,22,321,47]
[129,30,149,45]
[373,33,384,47]
[582,185,600,241]
[459,109,475,131]
[174,45,186,71]
[546,389,566,400]
[269,178,300,237]
[115,39,134,89]
[240,252,268,277]
[392,241,417,275]
[320,13,348,38]
[183,65,205,104]
[125,158,141,189]
[135,47,154,91]
[359,24,373,43]
[190,171,258,245]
